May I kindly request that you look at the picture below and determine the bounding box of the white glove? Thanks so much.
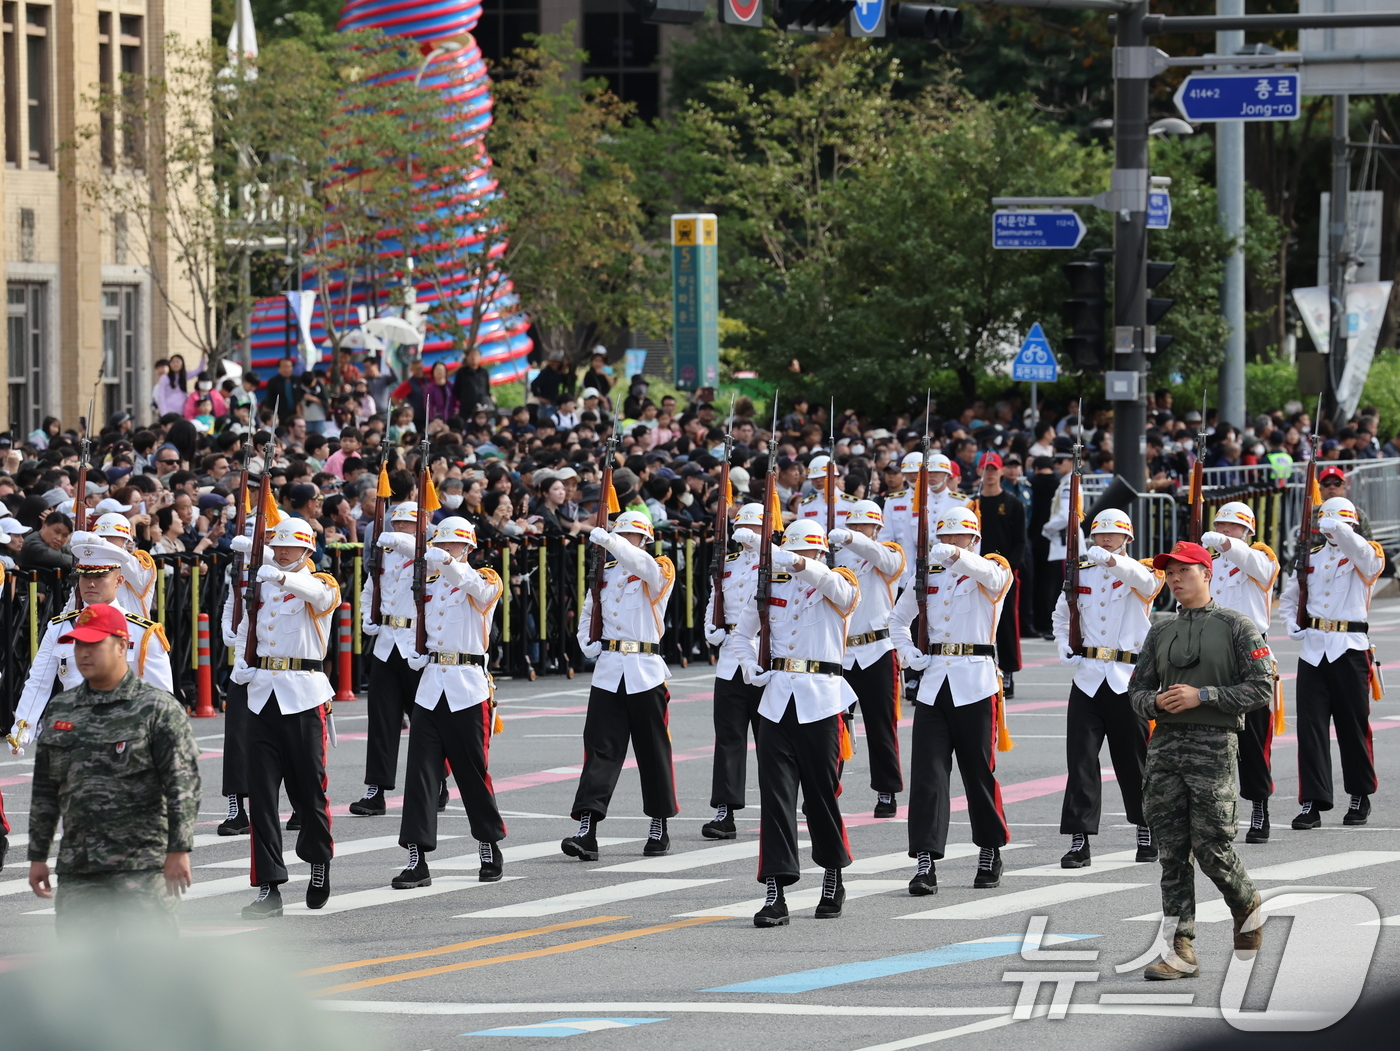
[1287,619,1308,640]
[1200,531,1229,552]
[7,722,32,756]
[256,564,283,585]
[828,528,853,549]
[70,531,100,548]
[231,659,254,685]
[407,652,429,671]
[230,535,254,555]
[900,650,933,672]
[425,547,451,566]
[1085,546,1113,566]
[377,531,403,550]
[1319,518,1350,539]
[929,543,960,566]
[704,624,728,648]
[771,546,799,568]
[362,620,381,636]
[732,528,759,550]
[589,526,614,548]
[1059,647,1083,667]
[741,661,774,687]
[581,639,603,660]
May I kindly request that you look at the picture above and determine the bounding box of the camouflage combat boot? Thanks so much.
[1232,892,1264,951]
[1144,934,1199,980]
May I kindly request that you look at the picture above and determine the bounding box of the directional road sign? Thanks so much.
[992,210,1086,250]
[1011,323,1059,382]
[1147,190,1171,230]
[848,0,886,37]
[1173,72,1301,123]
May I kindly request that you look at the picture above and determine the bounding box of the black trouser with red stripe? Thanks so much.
[1060,681,1149,833]
[756,702,852,884]
[572,682,678,820]
[400,696,506,850]
[1237,705,1275,802]
[907,681,1009,859]
[843,651,903,794]
[365,647,423,789]
[710,670,763,809]
[221,681,249,797]
[1296,650,1377,809]
[997,573,1023,673]
[248,696,334,886]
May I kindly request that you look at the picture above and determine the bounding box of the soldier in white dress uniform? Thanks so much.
[797,454,857,530]
[884,453,966,589]
[392,517,507,889]
[63,514,158,617]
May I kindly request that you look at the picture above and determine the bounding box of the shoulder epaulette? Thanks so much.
[124,613,158,630]
[1078,559,1096,569]
[800,492,818,504]
[838,492,857,503]
[887,488,908,498]
[771,572,792,583]
[51,610,81,625]
[725,550,742,562]
[604,558,619,569]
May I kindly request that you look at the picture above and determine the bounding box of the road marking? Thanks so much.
[200,834,463,869]
[899,882,1148,920]
[464,1018,666,1037]
[597,840,759,873]
[1248,850,1400,881]
[459,878,727,919]
[675,879,908,918]
[1125,887,1372,924]
[319,1000,1010,1018]
[22,872,312,915]
[800,843,1031,876]
[851,1015,1019,1050]
[303,916,625,975]
[702,934,1098,993]
[433,838,642,869]
[284,876,524,916]
[1005,849,1145,878]
[314,917,726,996]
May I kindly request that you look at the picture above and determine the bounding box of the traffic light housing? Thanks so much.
[1061,259,1106,372]
[774,0,856,31]
[628,0,706,24]
[894,3,963,41]
[1146,260,1175,325]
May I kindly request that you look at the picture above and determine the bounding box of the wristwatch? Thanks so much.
[1197,687,1210,703]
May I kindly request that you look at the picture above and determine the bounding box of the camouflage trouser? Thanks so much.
[1142,727,1258,939]
[54,870,179,939]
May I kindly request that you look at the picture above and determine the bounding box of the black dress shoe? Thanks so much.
[306,863,330,909]
[702,812,737,840]
[349,789,385,817]
[644,822,671,857]
[438,780,450,812]
[217,809,250,836]
[908,863,937,896]
[1135,827,1158,863]
[1343,794,1372,826]
[0,834,8,872]
[1245,801,1270,843]
[873,794,898,819]
[1292,802,1322,830]
[974,849,1003,889]
[753,899,789,927]
[561,832,599,861]
[242,884,283,919]
[1061,836,1091,869]
[815,873,845,919]
[1002,675,1015,699]
[392,861,433,889]
[286,811,302,831]
[478,841,503,882]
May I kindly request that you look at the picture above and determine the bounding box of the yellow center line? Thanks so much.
[314,916,727,996]
[302,916,627,976]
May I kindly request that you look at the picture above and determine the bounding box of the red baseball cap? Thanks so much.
[979,452,1004,471]
[1319,465,1347,483]
[58,603,130,644]
[1152,541,1213,572]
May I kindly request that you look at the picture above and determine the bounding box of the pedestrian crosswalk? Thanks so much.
[286,876,525,916]
[676,880,910,919]
[898,882,1150,921]
[1005,849,1145,878]
[459,878,727,919]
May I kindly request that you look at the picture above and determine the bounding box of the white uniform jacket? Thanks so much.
[798,489,857,531]
[576,537,675,694]
[702,544,760,681]
[1040,474,1073,561]
[10,598,174,745]
[232,561,341,715]
[885,487,968,588]
[1052,552,1164,695]
[1279,522,1385,666]
[836,533,904,670]
[1207,536,1278,633]
[734,554,859,723]
[410,556,503,711]
[62,533,158,618]
[890,549,1011,706]
[360,532,418,661]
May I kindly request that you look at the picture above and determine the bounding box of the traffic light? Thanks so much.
[773,0,856,31]
[1146,259,1175,354]
[1061,259,1107,372]
[894,3,963,42]
[628,0,706,24]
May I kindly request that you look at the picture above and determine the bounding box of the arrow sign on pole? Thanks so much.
[992,210,1086,250]
[1147,189,1171,230]
[1011,323,1059,382]
[1173,72,1301,122]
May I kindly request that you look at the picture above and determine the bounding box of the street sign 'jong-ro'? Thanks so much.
[1174,72,1302,122]
[992,210,1086,250]
[1011,323,1059,383]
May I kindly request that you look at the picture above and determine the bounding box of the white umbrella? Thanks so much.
[363,316,423,346]
[340,328,385,351]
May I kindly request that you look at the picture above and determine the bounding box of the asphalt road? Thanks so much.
[4,598,1400,1051]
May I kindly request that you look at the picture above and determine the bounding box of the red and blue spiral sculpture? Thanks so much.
[245,0,532,388]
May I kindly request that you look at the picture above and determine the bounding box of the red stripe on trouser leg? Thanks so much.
[0,789,8,835]
[249,811,259,886]
[318,704,335,856]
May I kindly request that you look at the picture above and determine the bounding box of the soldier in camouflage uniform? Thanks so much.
[26,603,201,937]
[1127,542,1273,980]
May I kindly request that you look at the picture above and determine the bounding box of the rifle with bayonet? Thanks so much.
[1063,419,1084,654]
[826,397,837,567]
[915,392,932,654]
[231,436,254,628]
[588,434,619,645]
[757,396,779,670]
[1187,391,1206,542]
[413,428,432,658]
[1295,393,1323,631]
[368,447,392,628]
[712,397,735,632]
[242,425,279,666]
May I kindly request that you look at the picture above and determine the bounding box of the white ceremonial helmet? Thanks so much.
[94,512,135,542]
[936,507,981,537]
[390,501,420,523]
[733,502,764,527]
[612,510,655,541]
[846,499,884,527]
[269,518,317,550]
[1089,508,1135,541]
[781,518,829,553]
[433,516,477,548]
[927,453,953,477]
[1319,496,1359,526]
[1213,501,1256,535]
[806,454,836,479]
[900,451,924,473]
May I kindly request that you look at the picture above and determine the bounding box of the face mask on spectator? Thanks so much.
[441,494,464,510]
[349,505,363,519]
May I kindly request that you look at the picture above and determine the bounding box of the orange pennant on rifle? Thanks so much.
[768,484,783,525]
[376,462,392,498]
[605,482,621,514]
[422,475,441,513]
[262,485,283,527]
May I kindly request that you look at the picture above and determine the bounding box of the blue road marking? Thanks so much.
[464,1018,667,1037]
